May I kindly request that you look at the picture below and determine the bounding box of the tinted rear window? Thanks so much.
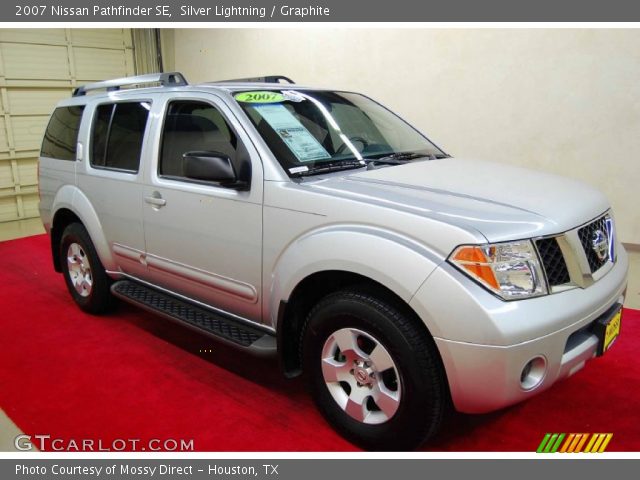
[91,102,150,172]
[41,106,85,161]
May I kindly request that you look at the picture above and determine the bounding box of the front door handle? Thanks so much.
[144,192,166,208]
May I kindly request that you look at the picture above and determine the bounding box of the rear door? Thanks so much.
[141,93,264,322]
[77,99,152,278]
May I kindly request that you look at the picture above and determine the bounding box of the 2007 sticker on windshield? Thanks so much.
[235,91,285,103]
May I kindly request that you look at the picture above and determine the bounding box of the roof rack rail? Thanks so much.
[214,75,295,84]
[73,72,188,97]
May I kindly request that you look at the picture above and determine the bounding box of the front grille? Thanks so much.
[536,237,571,287]
[578,216,609,273]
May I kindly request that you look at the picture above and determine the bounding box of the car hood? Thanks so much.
[304,158,610,242]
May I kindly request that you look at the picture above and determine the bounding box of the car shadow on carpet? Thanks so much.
[112,300,516,451]
[112,301,302,394]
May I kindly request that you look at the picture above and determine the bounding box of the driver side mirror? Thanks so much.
[183,151,239,186]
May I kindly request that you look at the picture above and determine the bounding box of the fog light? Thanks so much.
[520,356,546,390]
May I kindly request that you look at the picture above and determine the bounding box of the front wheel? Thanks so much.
[302,289,447,451]
[60,223,113,314]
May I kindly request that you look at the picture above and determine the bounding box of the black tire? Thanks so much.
[60,223,113,314]
[302,288,446,451]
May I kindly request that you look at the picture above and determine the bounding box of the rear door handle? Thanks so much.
[144,192,166,207]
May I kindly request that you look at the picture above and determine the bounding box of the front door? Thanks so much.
[142,94,263,322]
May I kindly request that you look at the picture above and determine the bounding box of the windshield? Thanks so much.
[235,90,446,175]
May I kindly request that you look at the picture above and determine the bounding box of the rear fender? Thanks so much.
[51,185,116,271]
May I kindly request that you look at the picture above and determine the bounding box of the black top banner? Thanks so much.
[5,0,640,22]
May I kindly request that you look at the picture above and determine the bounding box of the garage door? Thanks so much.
[0,29,138,223]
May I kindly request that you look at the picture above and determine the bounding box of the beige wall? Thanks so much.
[160,29,175,72]
[173,28,640,244]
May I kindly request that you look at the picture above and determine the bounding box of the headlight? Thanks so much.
[449,240,547,300]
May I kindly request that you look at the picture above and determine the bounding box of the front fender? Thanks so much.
[52,185,116,271]
[267,224,444,328]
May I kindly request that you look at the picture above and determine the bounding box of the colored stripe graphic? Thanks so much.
[537,433,565,453]
[598,434,613,452]
[550,433,565,453]
[568,434,583,453]
[536,433,551,453]
[544,433,559,453]
[588,433,614,453]
[538,433,613,453]
[559,433,575,453]
[574,433,589,452]
[584,434,598,452]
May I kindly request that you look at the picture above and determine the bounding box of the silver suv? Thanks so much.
[38,72,628,450]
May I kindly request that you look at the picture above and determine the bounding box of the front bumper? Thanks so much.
[410,245,629,414]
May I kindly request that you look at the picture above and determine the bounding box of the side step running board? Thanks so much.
[111,280,276,355]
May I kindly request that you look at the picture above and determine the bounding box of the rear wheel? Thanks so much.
[60,223,113,314]
[302,289,447,451]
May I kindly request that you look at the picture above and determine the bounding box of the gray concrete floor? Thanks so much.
[0,409,26,451]
[0,218,638,450]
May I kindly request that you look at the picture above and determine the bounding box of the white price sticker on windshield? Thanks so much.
[254,104,331,162]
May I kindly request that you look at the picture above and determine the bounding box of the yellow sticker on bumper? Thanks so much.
[604,309,622,352]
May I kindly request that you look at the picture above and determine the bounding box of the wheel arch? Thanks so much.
[50,208,81,272]
[50,186,115,272]
[268,225,446,377]
[276,269,444,379]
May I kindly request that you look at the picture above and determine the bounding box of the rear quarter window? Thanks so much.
[40,106,85,161]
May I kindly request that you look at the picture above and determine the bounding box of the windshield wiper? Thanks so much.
[295,160,366,177]
[364,152,449,169]
[292,151,449,177]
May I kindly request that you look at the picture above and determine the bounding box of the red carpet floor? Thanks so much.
[1,234,639,451]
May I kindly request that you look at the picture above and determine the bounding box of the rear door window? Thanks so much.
[40,106,85,161]
[91,101,150,173]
